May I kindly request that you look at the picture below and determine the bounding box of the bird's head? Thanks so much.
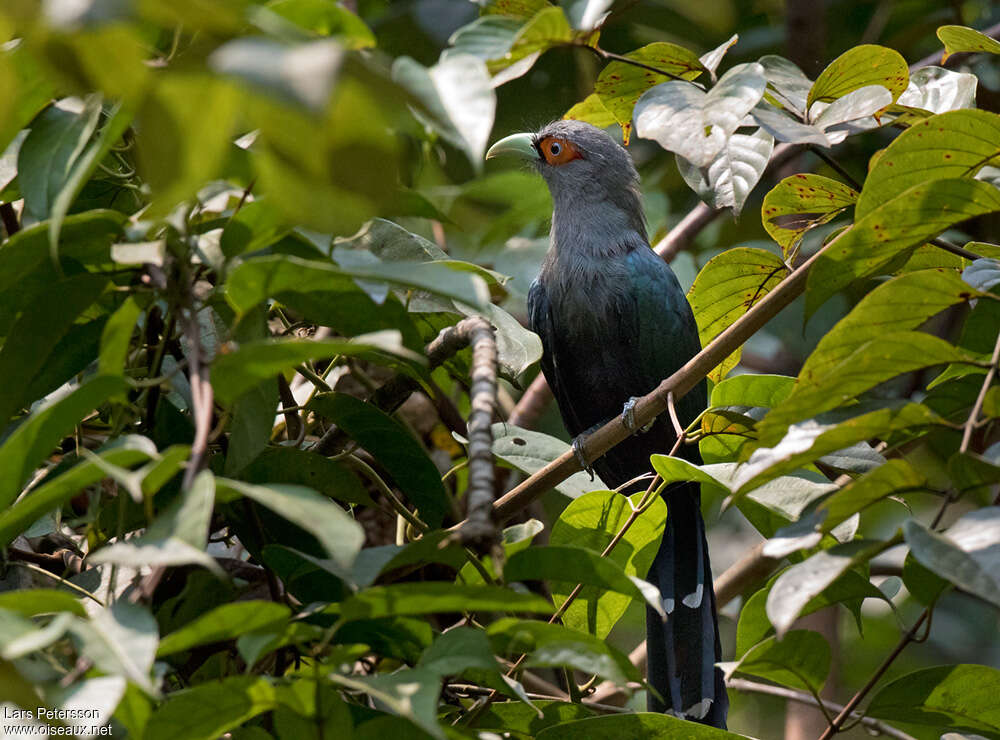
[486,120,646,250]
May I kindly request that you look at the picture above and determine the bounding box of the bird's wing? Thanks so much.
[527,277,588,436]
[624,248,706,428]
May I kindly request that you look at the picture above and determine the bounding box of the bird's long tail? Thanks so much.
[645,484,729,728]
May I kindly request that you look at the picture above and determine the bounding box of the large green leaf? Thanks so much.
[69,601,159,697]
[807,44,907,108]
[756,331,970,442]
[856,110,1000,219]
[805,178,1000,318]
[937,25,1000,62]
[676,128,773,217]
[687,247,789,382]
[0,374,127,509]
[488,617,640,687]
[17,96,102,224]
[742,403,942,489]
[504,545,663,617]
[392,54,496,168]
[308,393,449,527]
[339,583,552,621]
[0,436,158,547]
[0,273,109,424]
[549,489,666,637]
[491,423,606,498]
[635,63,766,167]
[535,712,751,739]
[761,174,857,259]
[144,676,278,740]
[217,478,364,572]
[211,333,422,404]
[766,539,889,637]
[157,602,291,657]
[904,507,1000,609]
[731,630,830,693]
[593,42,704,140]
[868,664,1000,737]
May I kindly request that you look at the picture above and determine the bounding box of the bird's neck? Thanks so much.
[546,190,648,267]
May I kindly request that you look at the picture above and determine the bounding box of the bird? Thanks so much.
[486,120,728,728]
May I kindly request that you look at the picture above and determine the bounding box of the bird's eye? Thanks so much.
[540,136,581,165]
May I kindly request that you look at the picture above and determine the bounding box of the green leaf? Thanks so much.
[0,273,109,424]
[445,15,521,64]
[902,552,949,605]
[594,42,705,140]
[856,110,1000,220]
[687,247,789,382]
[504,545,663,616]
[815,459,926,534]
[392,54,496,168]
[736,569,887,656]
[330,669,443,740]
[0,590,86,618]
[635,63,767,166]
[308,393,449,527]
[0,374,128,509]
[731,630,830,693]
[226,252,488,318]
[157,602,291,657]
[761,174,857,259]
[549,489,666,637]
[224,378,277,475]
[475,700,598,737]
[535,711,751,739]
[0,436,158,547]
[217,478,364,572]
[133,73,239,214]
[904,507,1000,609]
[144,676,278,740]
[501,6,573,74]
[807,44,907,108]
[17,96,102,224]
[806,178,1000,318]
[488,617,640,686]
[742,403,943,489]
[211,333,422,405]
[69,601,159,697]
[564,93,616,128]
[676,128,773,217]
[491,423,606,498]
[89,469,221,576]
[757,331,970,443]
[99,297,142,376]
[48,101,133,264]
[265,0,375,48]
[760,55,812,116]
[868,664,1000,737]
[799,269,982,393]
[766,539,888,637]
[937,25,1000,62]
[341,583,552,621]
[892,67,978,121]
[711,373,796,408]
[240,446,373,507]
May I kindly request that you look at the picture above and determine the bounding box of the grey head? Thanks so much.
[486,120,648,258]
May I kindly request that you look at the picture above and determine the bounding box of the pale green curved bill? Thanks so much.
[485,132,537,160]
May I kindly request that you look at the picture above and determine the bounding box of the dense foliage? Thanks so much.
[0,1,999,738]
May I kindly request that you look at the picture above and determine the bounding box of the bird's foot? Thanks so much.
[571,436,595,480]
[622,397,654,434]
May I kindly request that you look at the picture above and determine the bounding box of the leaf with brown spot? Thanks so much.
[762,174,857,259]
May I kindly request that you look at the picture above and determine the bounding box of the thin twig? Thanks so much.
[727,678,917,740]
[959,327,1000,453]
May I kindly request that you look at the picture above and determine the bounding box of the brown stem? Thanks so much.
[959,327,1000,453]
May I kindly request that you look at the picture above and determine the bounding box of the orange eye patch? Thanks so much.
[539,136,582,165]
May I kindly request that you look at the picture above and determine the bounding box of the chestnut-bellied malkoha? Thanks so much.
[486,120,728,728]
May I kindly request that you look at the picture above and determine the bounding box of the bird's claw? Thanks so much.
[572,436,595,480]
[622,397,639,433]
[622,397,653,433]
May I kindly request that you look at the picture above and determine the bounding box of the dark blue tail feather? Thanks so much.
[645,484,728,727]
